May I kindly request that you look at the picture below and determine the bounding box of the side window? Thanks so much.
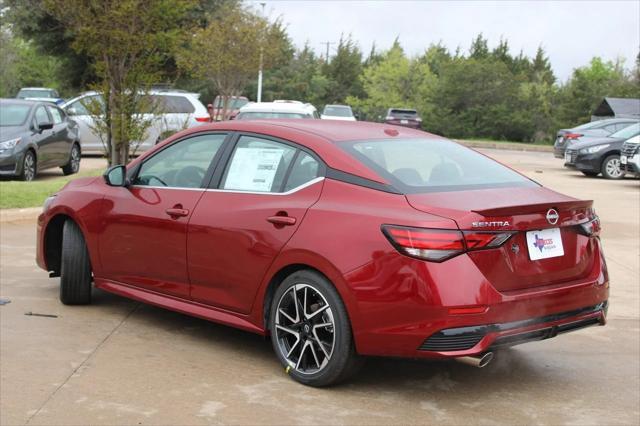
[48,107,63,124]
[134,133,226,188]
[34,106,50,125]
[164,96,195,113]
[604,124,618,132]
[284,152,321,191]
[221,136,296,193]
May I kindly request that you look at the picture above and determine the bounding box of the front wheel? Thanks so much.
[60,220,92,305]
[601,155,625,179]
[19,150,36,181]
[269,270,362,387]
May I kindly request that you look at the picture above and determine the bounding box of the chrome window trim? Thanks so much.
[130,176,324,195]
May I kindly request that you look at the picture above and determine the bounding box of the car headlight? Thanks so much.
[580,144,609,154]
[0,137,21,152]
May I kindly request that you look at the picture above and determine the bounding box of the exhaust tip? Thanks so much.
[455,352,494,368]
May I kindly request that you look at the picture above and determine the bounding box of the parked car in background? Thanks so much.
[384,108,422,129]
[564,122,640,179]
[553,118,638,158]
[321,105,356,121]
[37,120,608,387]
[16,87,64,105]
[236,101,318,120]
[620,135,640,177]
[0,99,80,181]
[62,90,209,154]
[211,95,250,121]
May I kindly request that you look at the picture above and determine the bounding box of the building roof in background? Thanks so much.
[593,97,640,119]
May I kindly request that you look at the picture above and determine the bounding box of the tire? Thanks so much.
[60,220,92,305]
[581,171,599,177]
[19,150,36,181]
[269,270,362,387]
[601,155,625,179]
[61,143,81,176]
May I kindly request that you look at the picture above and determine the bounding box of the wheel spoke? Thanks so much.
[291,287,301,323]
[295,340,310,370]
[278,308,296,324]
[306,304,329,320]
[275,324,299,337]
[311,331,331,359]
[308,341,321,368]
[286,336,301,358]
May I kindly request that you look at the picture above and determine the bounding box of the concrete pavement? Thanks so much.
[1,150,638,425]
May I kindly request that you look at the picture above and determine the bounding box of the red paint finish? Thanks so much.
[36,120,609,363]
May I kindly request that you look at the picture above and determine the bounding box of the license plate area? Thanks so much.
[526,228,564,260]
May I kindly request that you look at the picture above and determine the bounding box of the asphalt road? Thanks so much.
[1,149,638,425]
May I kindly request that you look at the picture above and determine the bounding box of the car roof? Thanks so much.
[19,87,55,91]
[0,98,42,106]
[239,102,316,113]
[324,104,351,109]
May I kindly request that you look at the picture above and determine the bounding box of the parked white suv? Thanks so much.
[235,101,318,120]
[62,90,209,154]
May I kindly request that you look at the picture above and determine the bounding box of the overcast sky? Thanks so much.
[254,0,640,81]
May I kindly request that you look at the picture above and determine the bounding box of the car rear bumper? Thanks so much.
[345,240,609,359]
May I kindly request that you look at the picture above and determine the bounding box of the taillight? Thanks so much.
[382,225,513,262]
[195,116,210,122]
[565,133,583,140]
[578,217,601,237]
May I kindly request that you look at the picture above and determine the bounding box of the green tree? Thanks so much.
[176,4,289,119]
[322,35,364,104]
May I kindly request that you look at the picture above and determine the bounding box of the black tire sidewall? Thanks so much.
[269,270,355,387]
[60,220,92,305]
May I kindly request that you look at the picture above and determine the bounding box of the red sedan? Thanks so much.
[36,120,608,386]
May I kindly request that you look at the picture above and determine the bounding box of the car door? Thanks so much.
[32,105,57,168]
[46,105,72,165]
[98,132,229,298]
[188,134,325,313]
[65,95,104,153]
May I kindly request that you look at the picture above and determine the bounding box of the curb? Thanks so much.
[0,207,41,224]
[458,140,554,153]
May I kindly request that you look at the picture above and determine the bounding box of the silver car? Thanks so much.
[61,90,210,154]
[553,118,637,158]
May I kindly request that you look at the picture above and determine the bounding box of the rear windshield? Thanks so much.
[236,112,311,120]
[0,104,32,126]
[17,89,57,99]
[341,138,537,193]
[610,122,640,139]
[323,106,353,117]
[389,109,417,117]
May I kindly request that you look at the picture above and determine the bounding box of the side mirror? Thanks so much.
[103,165,127,187]
[38,121,54,131]
[67,107,78,116]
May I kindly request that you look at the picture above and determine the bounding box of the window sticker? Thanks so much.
[225,147,284,191]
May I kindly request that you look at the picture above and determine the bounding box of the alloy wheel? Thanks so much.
[71,146,80,173]
[605,158,623,178]
[274,284,335,375]
[23,153,36,181]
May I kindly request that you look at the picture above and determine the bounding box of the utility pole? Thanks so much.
[257,2,266,103]
[320,41,335,63]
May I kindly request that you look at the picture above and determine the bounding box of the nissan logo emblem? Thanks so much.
[546,208,559,225]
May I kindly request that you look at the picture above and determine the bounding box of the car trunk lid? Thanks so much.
[405,187,596,292]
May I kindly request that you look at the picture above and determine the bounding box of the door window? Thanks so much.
[283,152,321,191]
[34,106,50,125]
[48,107,63,124]
[221,136,296,193]
[133,133,226,188]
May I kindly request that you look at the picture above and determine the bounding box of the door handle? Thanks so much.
[165,207,189,218]
[267,215,297,226]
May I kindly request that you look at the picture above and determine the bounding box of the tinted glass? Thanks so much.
[17,89,56,98]
[0,104,31,126]
[159,95,196,113]
[48,107,63,124]
[389,109,417,117]
[236,112,310,120]
[34,106,50,125]
[134,134,226,188]
[284,152,321,191]
[67,95,104,115]
[611,122,640,139]
[222,136,296,192]
[323,106,353,117]
[342,138,536,193]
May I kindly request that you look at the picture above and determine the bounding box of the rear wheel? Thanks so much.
[60,220,92,305]
[581,171,599,177]
[19,150,36,181]
[61,143,81,175]
[601,155,625,179]
[269,270,362,387]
